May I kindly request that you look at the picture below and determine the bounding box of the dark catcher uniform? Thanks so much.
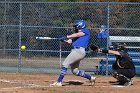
[112,50,136,86]
[90,42,136,86]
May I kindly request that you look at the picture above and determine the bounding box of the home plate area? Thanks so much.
[0,73,139,93]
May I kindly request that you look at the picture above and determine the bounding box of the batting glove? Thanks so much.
[59,36,68,42]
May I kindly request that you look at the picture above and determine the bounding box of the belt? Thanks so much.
[73,46,84,49]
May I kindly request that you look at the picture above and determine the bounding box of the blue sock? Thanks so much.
[77,70,91,80]
[57,67,67,83]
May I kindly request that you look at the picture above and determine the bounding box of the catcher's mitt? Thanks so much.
[90,43,99,51]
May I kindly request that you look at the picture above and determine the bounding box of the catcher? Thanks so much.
[90,43,136,86]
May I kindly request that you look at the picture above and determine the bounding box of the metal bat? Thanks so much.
[36,36,58,40]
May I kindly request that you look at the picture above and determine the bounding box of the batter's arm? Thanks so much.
[64,39,72,44]
[67,31,85,38]
[64,31,85,44]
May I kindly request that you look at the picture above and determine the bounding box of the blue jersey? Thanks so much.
[97,31,107,39]
[71,28,90,48]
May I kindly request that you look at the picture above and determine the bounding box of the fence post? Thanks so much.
[106,2,110,76]
[18,3,22,72]
[59,41,62,68]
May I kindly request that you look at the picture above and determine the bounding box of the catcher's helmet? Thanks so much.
[74,20,86,29]
[113,43,126,51]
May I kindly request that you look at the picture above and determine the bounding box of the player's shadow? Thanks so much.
[109,81,120,85]
[63,81,84,86]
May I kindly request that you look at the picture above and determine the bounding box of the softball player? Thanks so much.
[90,43,136,86]
[50,20,96,87]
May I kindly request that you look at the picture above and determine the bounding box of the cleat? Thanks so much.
[131,79,133,85]
[50,82,62,87]
[124,79,133,86]
[90,76,96,86]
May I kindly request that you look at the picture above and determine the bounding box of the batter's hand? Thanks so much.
[90,43,99,52]
[58,36,68,42]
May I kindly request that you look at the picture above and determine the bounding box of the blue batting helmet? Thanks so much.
[74,20,86,29]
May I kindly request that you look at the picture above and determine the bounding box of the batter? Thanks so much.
[50,20,96,87]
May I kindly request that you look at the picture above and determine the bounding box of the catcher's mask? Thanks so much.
[113,43,126,51]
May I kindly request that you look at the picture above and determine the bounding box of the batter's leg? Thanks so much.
[71,61,96,86]
[56,48,85,83]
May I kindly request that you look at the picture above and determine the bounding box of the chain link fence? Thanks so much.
[0,1,140,75]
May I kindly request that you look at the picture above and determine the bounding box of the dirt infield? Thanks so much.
[0,72,140,93]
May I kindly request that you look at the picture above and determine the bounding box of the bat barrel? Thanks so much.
[36,36,58,40]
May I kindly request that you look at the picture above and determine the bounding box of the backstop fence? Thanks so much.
[0,1,140,75]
